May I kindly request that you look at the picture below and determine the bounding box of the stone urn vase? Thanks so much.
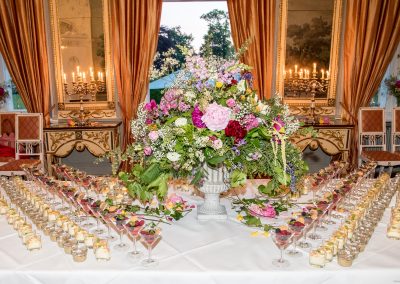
[197,163,228,220]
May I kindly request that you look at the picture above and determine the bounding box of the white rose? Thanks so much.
[174,117,188,127]
[167,152,181,162]
[237,80,246,92]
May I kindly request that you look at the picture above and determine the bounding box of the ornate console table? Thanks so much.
[44,122,121,173]
[290,121,354,162]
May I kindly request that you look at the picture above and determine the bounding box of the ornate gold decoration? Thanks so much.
[84,131,111,150]
[288,106,335,116]
[290,126,351,162]
[276,0,343,114]
[48,132,74,151]
[319,129,346,149]
[58,103,65,110]
[58,110,116,119]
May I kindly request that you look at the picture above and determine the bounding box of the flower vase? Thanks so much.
[197,164,228,220]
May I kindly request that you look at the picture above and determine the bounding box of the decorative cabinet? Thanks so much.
[290,122,354,162]
[44,122,121,172]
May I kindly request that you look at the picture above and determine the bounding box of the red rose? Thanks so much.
[0,87,4,97]
[231,79,238,85]
[225,120,247,142]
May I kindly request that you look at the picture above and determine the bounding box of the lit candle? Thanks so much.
[97,71,101,81]
[100,72,104,82]
[321,69,325,80]
[283,70,286,79]
[82,72,86,82]
[63,73,67,84]
[313,63,316,73]
[72,72,75,82]
[295,65,298,74]
[77,66,80,74]
[326,71,330,80]
[289,69,292,78]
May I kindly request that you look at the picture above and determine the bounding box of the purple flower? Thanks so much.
[178,102,190,112]
[273,116,285,133]
[0,87,4,97]
[191,105,206,128]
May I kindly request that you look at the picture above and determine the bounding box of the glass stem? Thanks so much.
[119,232,123,245]
[279,248,284,263]
[133,236,138,252]
[148,246,153,261]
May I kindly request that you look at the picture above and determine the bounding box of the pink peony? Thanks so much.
[144,146,152,156]
[201,102,231,131]
[226,98,236,108]
[192,105,206,128]
[148,131,159,141]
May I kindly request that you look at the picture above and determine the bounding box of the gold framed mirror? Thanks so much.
[276,0,343,116]
[49,0,116,119]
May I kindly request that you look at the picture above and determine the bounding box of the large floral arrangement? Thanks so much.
[118,51,308,202]
[385,74,400,105]
[0,83,9,104]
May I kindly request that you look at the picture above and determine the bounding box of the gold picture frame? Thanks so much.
[48,0,116,119]
[275,0,343,116]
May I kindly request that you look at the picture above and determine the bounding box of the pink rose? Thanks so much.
[201,102,231,131]
[168,193,183,204]
[212,139,223,149]
[144,146,152,156]
[148,131,159,141]
[226,98,236,108]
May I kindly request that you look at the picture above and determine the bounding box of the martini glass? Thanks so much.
[297,215,313,249]
[287,223,304,257]
[271,229,293,268]
[109,215,129,251]
[139,225,162,267]
[99,212,117,242]
[87,200,105,235]
[123,219,144,259]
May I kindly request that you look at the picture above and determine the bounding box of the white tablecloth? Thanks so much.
[1,193,400,284]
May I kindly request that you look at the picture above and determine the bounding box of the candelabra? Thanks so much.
[63,77,106,126]
[284,68,330,98]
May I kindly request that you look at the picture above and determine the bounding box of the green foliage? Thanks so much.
[155,25,194,70]
[200,9,234,59]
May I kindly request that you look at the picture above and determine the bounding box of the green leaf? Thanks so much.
[243,215,262,227]
[258,181,274,195]
[157,174,169,199]
[230,170,247,188]
[190,169,204,185]
[207,155,226,166]
[259,127,272,139]
[118,172,129,183]
[140,163,161,184]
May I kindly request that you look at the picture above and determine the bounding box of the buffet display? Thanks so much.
[1,159,399,271]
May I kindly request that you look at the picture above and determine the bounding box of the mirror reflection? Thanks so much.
[57,0,107,103]
[283,0,333,99]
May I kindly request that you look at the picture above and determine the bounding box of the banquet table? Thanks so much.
[0,186,400,284]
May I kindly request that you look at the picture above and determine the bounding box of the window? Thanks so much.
[0,53,26,112]
[149,1,233,102]
[369,44,400,121]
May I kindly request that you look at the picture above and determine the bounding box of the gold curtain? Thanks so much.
[227,0,276,100]
[109,0,162,148]
[0,0,50,125]
[342,0,400,165]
